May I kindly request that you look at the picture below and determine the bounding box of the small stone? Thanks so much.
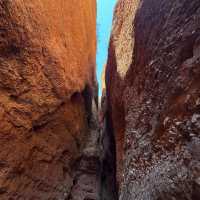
[163,117,170,126]
[195,177,200,186]
[191,114,200,123]
[196,98,200,105]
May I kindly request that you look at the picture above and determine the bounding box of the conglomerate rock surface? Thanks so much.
[106,0,200,199]
[0,0,98,199]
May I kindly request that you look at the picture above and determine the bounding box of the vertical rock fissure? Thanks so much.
[99,90,118,200]
[68,83,119,200]
[68,84,102,200]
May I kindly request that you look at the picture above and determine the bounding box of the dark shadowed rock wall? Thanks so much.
[106,0,200,199]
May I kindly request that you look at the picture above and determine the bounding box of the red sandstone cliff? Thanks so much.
[0,0,97,199]
[106,0,200,199]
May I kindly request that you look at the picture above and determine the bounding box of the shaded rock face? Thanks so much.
[99,90,118,200]
[106,0,140,186]
[106,0,200,199]
[0,0,98,199]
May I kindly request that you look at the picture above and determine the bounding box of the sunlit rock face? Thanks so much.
[0,0,97,199]
[106,0,140,187]
[106,0,200,199]
[112,0,140,78]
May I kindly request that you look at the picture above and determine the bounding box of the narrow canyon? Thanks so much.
[0,0,199,200]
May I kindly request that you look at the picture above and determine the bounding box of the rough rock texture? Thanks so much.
[0,0,98,199]
[106,0,200,199]
[112,0,140,78]
[106,0,140,186]
[99,90,118,200]
[69,98,101,200]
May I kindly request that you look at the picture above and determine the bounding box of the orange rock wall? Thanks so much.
[0,0,96,199]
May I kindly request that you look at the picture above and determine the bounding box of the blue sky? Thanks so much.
[97,0,117,94]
